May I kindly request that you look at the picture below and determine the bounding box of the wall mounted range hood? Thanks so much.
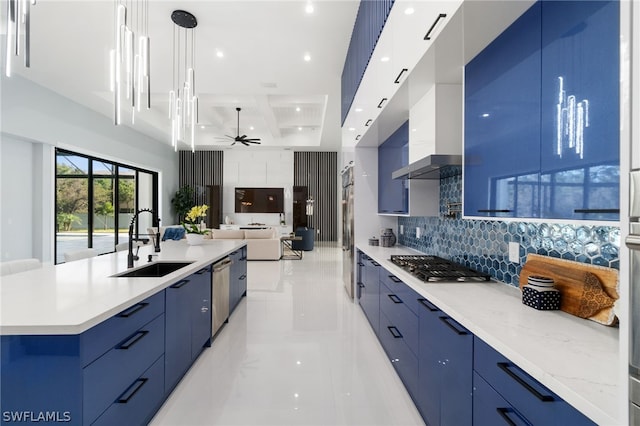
[391,154,462,180]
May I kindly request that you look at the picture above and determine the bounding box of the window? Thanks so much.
[55,149,158,264]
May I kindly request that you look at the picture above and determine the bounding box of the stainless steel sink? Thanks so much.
[113,261,194,278]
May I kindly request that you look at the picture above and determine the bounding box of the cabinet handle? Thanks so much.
[477,209,512,213]
[387,326,403,339]
[424,13,447,40]
[170,279,190,289]
[358,283,365,288]
[195,267,209,275]
[371,261,380,266]
[357,262,365,266]
[496,408,528,426]
[365,119,372,126]
[388,294,403,304]
[117,302,149,318]
[117,330,149,350]
[418,298,439,312]
[377,98,388,108]
[388,275,402,283]
[393,210,405,213]
[239,274,246,280]
[394,68,408,84]
[497,362,554,402]
[573,208,619,214]
[439,316,469,335]
[117,378,148,404]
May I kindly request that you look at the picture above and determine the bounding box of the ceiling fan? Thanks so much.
[224,107,261,146]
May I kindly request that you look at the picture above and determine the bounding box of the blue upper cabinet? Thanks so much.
[379,121,409,214]
[464,0,619,221]
[464,3,542,218]
[540,1,620,221]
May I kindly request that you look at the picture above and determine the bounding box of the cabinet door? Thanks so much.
[540,1,619,220]
[164,279,192,393]
[360,256,381,335]
[464,2,541,218]
[437,315,473,426]
[379,310,419,400]
[473,372,530,426]
[191,267,212,358]
[378,121,409,214]
[417,298,442,426]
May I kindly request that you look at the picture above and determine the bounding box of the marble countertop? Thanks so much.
[0,240,246,336]
[357,243,620,426]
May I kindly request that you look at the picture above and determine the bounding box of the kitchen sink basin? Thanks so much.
[113,261,194,278]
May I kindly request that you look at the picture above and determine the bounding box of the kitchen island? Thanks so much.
[357,243,620,426]
[0,239,246,425]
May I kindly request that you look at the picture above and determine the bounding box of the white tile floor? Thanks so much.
[150,243,424,426]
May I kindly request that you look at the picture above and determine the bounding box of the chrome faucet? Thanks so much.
[128,208,161,268]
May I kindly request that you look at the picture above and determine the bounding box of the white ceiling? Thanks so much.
[9,0,359,151]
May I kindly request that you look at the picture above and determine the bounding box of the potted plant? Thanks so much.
[182,204,209,245]
[171,185,195,223]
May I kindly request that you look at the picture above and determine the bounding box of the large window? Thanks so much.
[55,149,158,264]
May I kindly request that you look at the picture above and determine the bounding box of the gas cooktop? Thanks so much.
[390,255,491,282]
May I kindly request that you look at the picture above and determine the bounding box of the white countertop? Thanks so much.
[357,243,620,426]
[0,240,245,336]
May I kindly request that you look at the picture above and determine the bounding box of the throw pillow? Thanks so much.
[162,227,185,241]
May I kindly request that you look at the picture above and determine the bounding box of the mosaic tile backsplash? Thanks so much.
[397,170,620,287]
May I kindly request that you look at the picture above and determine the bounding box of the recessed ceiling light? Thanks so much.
[355,108,363,112]
[200,125,205,129]
[348,127,355,131]
[305,2,314,14]
[303,53,311,62]
[381,56,390,62]
[215,50,224,58]
[250,126,254,130]
[298,127,302,131]
[296,106,301,112]
[404,7,415,15]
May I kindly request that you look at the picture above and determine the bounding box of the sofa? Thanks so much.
[209,228,281,261]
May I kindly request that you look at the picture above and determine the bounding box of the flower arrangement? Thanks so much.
[182,204,209,235]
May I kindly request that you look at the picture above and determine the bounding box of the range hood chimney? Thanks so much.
[391,154,461,180]
[392,83,462,180]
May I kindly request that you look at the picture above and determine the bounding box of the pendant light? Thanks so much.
[4,0,37,77]
[169,10,199,153]
[111,0,151,126]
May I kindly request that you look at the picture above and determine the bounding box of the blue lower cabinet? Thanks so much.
[229,247,248,313]
[474,371,530,426]
[165,278,193,393]
[379,310,419,400]
[191,266,212,358]
[91,354,165,426]
[474,337,595,425]
[417,298,473,426]
[83,314,165,424]
[358,256,380,335]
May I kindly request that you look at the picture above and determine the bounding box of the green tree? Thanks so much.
[171,185,195,223]
[56,164,88,215]
[95,201,115,230]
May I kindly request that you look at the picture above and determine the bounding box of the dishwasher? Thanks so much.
[211,257,232,337]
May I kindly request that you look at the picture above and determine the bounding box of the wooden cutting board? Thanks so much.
[519,253,619,326]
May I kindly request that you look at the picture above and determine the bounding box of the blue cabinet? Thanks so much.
[416,297,473,426]
[378,121,409,214]
[165,265,212,393]
[464,0,619,220]
[229,246,248,313]
[0,291,166,426]
[378,277,420,399]
[357,254,381,335]
[473,337,595,426]
[539,1,620,220]
[464,2,542,218]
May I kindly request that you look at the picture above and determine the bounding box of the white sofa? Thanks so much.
[209,228,281,261]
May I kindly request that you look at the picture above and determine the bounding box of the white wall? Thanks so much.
[0,75,178,262]
[222,150,294,227]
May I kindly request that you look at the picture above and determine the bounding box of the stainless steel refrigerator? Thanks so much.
[628,170,640,424]
[341,163,354,300]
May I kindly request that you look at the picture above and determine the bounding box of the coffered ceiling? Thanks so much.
[6,0,359,150]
